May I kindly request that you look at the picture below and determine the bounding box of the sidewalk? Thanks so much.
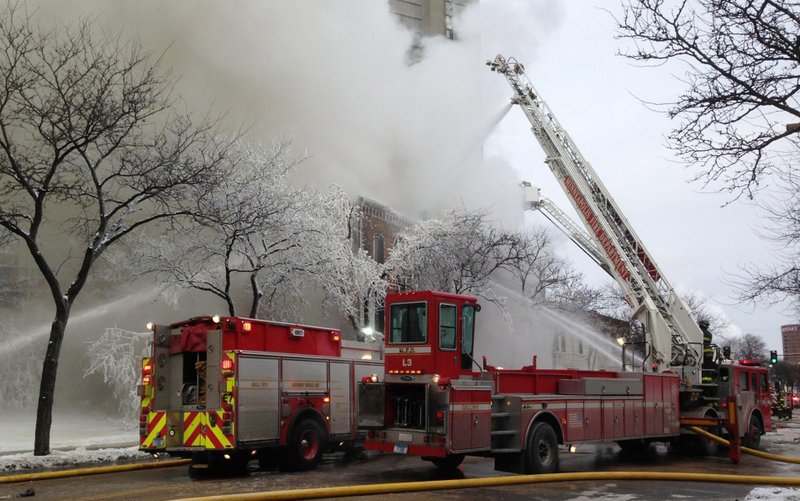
[0,411,144,472]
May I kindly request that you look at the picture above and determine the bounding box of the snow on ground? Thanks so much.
[746,487,800,501]
[0,410,147,471]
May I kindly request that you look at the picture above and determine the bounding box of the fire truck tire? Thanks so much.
[524,422,559,474]
[287,418,326,471]
[430,454,465,470]
[742,414,762,449]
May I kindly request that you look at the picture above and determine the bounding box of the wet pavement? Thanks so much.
[3,419,800,501]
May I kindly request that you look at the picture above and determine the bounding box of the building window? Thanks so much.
[445,0,454,39]
[374,234,385,264]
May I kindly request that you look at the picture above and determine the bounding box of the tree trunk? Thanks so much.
[33,310,69,456]
[248,273,262,318]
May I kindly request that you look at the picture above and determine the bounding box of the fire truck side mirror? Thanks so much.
[722,346,731,360]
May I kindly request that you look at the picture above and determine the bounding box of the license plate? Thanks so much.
[393,443,408,454]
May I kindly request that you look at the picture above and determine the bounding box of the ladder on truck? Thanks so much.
[488,55,704,384]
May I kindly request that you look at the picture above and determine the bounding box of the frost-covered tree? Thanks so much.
[0,323,40,409]
[130,138,309,319]
[84,327,149,421]
[131,141,387,324]
[311,186,388,330]
[0,7,233,454]
[386,208,523,304]
[509,226,587,307]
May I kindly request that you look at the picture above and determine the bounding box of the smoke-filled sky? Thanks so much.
[27,0,795,353]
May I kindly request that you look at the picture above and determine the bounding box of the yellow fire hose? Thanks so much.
[172,471,800,501]
[171,427,800,501]
[0,458,190,484]
[688,425,800,464]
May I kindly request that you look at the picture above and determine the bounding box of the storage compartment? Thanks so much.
[559,378,643,396]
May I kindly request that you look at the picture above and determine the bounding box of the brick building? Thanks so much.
[782,324,800,365]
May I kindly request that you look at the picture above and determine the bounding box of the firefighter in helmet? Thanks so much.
[700,319,717,374]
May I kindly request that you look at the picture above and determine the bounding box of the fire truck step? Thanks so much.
[492,412,511,418]
[491,430,517,436]
[491,448,521,453]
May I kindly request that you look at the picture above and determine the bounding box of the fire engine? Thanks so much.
[356,55,772,474]
[138,315,382,475]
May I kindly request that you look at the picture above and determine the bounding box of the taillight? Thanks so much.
[141,359,153,386]
[242,321,252,332]
[222,357,235,377]
[332,333,340,342]
[435,411,445,421]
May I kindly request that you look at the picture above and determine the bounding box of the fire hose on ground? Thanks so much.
[171,471,800,501]
[170,427,800,501]
[0,458,190,484]
[1,426,798,498]
[688,425,800,464]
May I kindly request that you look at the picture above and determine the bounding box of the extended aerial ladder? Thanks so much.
[488,54,705,385]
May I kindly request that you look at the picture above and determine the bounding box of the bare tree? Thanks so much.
[730,332,768,360]
[508,227,574,302]
[386,208,523,303]
[618,0,800,198]
[734,167,800,313]
[0,7,232,455]
[680,290,732,339]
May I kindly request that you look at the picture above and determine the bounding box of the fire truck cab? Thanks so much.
[139,315,382,475]
[359,290,490,468]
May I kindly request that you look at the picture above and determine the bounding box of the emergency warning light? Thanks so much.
[770,350,779,365]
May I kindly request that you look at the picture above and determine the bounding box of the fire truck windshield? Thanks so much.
[390,302,427,343]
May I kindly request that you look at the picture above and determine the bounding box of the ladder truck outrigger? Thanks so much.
[357,55,772,474]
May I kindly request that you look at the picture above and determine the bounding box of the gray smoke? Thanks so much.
[5,1,567,416]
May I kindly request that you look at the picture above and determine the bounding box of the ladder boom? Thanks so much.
[490,55,703,381]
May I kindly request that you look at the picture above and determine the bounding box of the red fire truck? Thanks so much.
[138,315,382,475]
[358,290,772,473]
[357,55,772,473]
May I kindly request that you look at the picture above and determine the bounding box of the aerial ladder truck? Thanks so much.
[486,52,771,446]
[357,56,771,475]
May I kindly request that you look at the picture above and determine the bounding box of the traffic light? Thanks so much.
[770,350,779,364]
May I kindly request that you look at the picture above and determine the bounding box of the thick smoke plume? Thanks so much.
[3,1,567,416]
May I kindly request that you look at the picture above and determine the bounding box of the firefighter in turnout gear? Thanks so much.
[700,320,718,383]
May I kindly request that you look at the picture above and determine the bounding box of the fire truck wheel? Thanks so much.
[430,454,465,470]
[742,414,762,449]
[287,418,326,471]
[524,422,559,474]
